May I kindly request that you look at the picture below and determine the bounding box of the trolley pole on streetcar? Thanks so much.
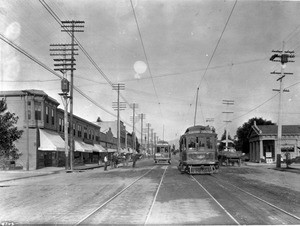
[270,41,294,165]
[194,87,199,126]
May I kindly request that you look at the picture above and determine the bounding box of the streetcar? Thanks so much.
[178,125,219,174]
[154,140,171,164]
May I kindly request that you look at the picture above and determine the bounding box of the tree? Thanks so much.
[235,117,275,154]
[0,99,23,163]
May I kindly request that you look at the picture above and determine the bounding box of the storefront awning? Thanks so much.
[107,148,116,153]
[38,129,66,152]
[74,140,94,153]
[93,144,105,152]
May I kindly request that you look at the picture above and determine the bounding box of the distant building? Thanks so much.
[248,121,300,163]
[94,120,135,152]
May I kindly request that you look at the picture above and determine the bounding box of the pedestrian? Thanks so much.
[104,154,108,171]
[132,153,140,168]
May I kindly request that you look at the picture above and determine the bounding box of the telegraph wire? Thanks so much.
[0,32,141,133]
[39,0,132,109]
[119,57,267,83]
[214,78,300,132]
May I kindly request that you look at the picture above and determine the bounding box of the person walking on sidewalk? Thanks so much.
[104,154,108,171]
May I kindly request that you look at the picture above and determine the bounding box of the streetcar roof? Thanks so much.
[184,125,215,134]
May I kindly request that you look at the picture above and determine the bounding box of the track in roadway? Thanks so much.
[144,165,239,225]
[76,165,167,225]
[191,174,300,225]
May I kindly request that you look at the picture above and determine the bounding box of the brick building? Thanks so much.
[0,89,134,170]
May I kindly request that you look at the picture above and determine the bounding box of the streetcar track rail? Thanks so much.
[144,166,168,224]
[210,174,300,221]
[191,174,300,224]
[75,165,167,225]
[191,175,240,225]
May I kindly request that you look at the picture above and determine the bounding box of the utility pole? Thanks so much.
[50,43,78,171]
[146,123,151,154]
[151,128,154,155]
[270,41,294,164]
[222,100,234,151]
[112,83,126,153]
[25,93,29,171]
[139,113,146,152]
[130,103,138,152]
[58,20,84,171]
[154,132,157,155]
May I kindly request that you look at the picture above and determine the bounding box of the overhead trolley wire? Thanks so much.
[191,0,238,125]
[197,0,238,89]
[129,0,164,121]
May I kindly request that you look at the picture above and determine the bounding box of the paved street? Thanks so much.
[0,156,299,225]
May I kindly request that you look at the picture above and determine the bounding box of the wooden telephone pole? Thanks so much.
[270,41,294,165]
[50,20,84,171]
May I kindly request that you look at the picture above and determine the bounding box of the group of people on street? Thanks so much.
[103,152,142,171]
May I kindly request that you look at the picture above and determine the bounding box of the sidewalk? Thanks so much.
[0,164,102,182]
[244,162,300,174]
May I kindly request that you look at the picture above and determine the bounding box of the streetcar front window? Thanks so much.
[188,152,214,161]
[206,137,212,149]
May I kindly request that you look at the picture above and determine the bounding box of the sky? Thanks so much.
[1,0,300,144]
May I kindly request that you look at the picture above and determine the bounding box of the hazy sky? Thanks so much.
[1,0,300,142]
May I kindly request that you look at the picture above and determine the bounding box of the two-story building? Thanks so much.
[0,89,116,170]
